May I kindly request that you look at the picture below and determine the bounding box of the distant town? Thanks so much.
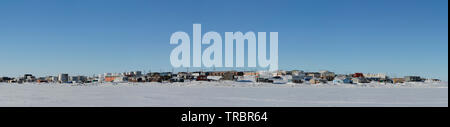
[0,70,443,85]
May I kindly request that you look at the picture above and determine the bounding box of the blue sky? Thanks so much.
[0,0,448,80]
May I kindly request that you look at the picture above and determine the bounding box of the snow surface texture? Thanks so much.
[0,82,448,107]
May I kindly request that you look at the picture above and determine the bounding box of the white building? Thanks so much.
[257,71,277,79]
[364,73,387,79]
[114,76,128,83]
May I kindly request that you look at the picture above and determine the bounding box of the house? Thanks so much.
[37,79,48,83]
[257,71,276,79]
[177,72,195,80]
[236,72,245,77]
[319,70,335,81]
[425,79,441,83]
[270,76,288,84]
[352,77,370,84]
[292,75,304,83]
[149,73,162,82]
[207,76,223,81]
[405,76,423,82]
[287,70,304,76]
[105,76,118,82]
[333,77,353,84]
[9,78,23,84]
[160,72,173,81]
[303,76,313,82]
[196,75,209,81]
[352,73,364,78]
[275,71,287,76]
[257,77,272,83]
[309,78,327,84]
[113,76,128,83]
[170,77,185,82]
[222,71,236,80]
[0,77,12,83]
[237,75,256,82]
[243,71,258,76]
[256,71,273,83]
[206,71,241,80]
[45,76,58,83]
[392,78,405,84]
[128,76,146,82]
[207,71,224,76]
[70,76,87,83]
[305,72,321,78]
[364,73,387,79]
[124,71,142,77]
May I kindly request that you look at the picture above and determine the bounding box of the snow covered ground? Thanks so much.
[0,81,447,107]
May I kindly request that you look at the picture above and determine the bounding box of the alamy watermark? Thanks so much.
[170,24,278,71]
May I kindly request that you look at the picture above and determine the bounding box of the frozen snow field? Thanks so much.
[0,82,447,107]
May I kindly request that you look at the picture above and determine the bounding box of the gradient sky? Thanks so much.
[0,0,448,80]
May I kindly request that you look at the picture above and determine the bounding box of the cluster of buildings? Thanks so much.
[0,70,442,85]
[0,74,90,84]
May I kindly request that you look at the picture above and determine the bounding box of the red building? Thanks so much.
[352,73,364,78]
[105,76,117,82]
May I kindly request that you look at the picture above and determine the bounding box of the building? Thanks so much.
[9,78,24,84]
[170,77,184,82]
[113,76,128,83]
[105,76,118,82]
[70,76,87,83]
[37,77,48,83]
[128,76,146,82]
[243,71,258,76]
[0,77,12,82]
[305,72,321,78]
[405,76,423,82]
[196,75,209,81]
[223,71,236,80]
[257,71,276,79]
[58,74,69,83]
[133,71,142,77]
[23,74,36,82]
[292,75,304,83]
[45,76,58,83]
[287,70,304,76]
[333,77,353,84]
[149,73,162,82]
[208,76,223,81]
[352,73,364,78]
[352,77,370,84]
[275,71,287,76]
[364,73,387,79]
[159,72,173,81]
[392,78,405,84]
[177,72,193,80]
[309,78,327,84]
[124,71,143,77]
[97,74,105,82]
[319,70,335,81]
[425,79,441,83]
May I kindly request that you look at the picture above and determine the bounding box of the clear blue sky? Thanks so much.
[0,0,448,80]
